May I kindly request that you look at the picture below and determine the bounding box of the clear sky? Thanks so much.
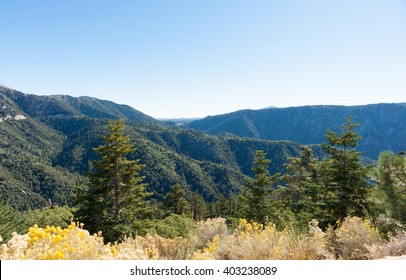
[1,0,406,118]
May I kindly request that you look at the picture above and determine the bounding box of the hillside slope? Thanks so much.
[1,86,158,123]
[1,88,82,210]
[187,104,406,159]
[1,86,306,210]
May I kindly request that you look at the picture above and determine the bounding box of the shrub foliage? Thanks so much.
[2,216,399,260]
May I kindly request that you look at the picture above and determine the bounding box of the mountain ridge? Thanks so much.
[1,86,309,210]
[2,85,401,212]
[0,86,159,124]
[187,103,406,159]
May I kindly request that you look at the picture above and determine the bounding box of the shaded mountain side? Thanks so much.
[56,95,158,123]
[1,86,309,210]
[1,86,158,123]
[187,104,406,159]
[48,117,306,201]
[0,114,82,210]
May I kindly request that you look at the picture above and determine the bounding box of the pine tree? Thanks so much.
[370,151,406,228]
[282,145,321,223]
[163,185,190,216]
[0,199,25,242]
[75,119,151,242]
[319,116,368,227]
[189,192,206,221]
[244,150,280,224]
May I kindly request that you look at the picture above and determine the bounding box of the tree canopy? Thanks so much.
[75,119,151,242]
[318,117,369,227]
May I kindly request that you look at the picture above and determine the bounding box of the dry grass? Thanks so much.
[196,217,229,248]
[369,231,406,259]
[326,217,382,260]
[192,219,333,260]
[0,216,389,260]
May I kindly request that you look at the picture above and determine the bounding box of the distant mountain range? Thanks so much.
[186,104,406,159]
[0,86,306,210]
[1,85,404,211]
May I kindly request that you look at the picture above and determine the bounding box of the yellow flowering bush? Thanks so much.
[192,219,332,260]
[0,223,195,260]
[328,216,382,259]
[0,216,385,260]
[133,233,195,260]
[0,222,113,260]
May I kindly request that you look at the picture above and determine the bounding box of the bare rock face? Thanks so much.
[0,114,27,122]
[14,114,27,121]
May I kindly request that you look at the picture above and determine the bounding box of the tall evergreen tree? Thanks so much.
[0,199,25,242]
[75,119,151,242]
[163,184,190,216]
[319,116,368,227]
[370,151,406,229]
[281,145,321,223]
[189,192,206,221]
[244,150,280,224]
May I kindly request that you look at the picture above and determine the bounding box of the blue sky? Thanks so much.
[1,0,406,118]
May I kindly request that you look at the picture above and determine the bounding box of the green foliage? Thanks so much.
[318,117,369,227]
[189,192,207,221]
[273,119,371,231]
[23,206,73,231]
[154,214,197,239]
[242,150,280,225]
[369,151,406,233]
[188,104,406,159]
[2,87,310,211]
[278,145,322,227]
[3,86,406,245]
[163,185,190,216]
[207,195,231,218]
[75,119,152,242]
[2,88,158,123]
[0,119,82,210]
[0,199,25,242]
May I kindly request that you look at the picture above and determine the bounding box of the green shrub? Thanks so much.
[23,206,73,232]
[154,214,196,239]
[0,200,25,242]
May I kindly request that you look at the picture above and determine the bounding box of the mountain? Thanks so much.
[0,87,82,210]
[1,86,306,210]
[1,86,159,123]
[187,104,406,159]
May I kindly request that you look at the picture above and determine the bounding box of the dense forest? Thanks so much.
[187,103,406,159]
[1,86,315,209]
[1,86,405,260]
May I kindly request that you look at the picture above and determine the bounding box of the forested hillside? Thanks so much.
[0,88,82,210]
[1,85,405,260]
[187,104,406,159]
[0,86,306,210]
[1,87,159,123]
